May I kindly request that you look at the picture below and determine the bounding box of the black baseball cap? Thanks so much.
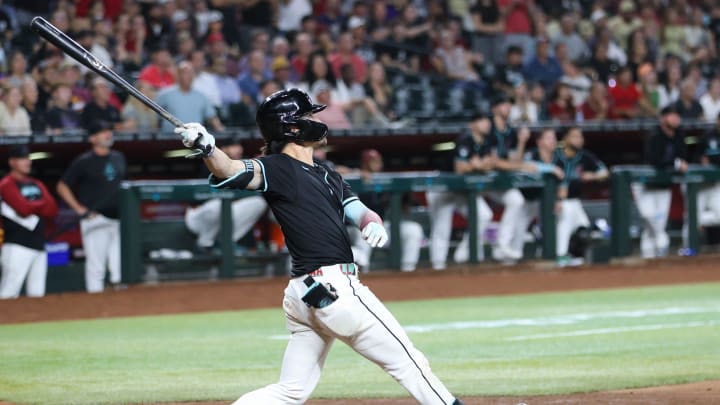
[491,93,511,107]
[660,105,679,116]
[86,120,113,136]
[8,144,30,159]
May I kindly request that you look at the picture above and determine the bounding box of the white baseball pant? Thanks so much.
[232,264,458,405]
[426,191,493,270]
[490,189,528,261]
[0,243,47,298]
[185,197,268,247]
[632,184,671,258]
[351,220,424,272]
[556,199,591,257]
[80,214,120,293]
[681,183,720,248]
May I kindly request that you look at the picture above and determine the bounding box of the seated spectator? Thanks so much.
[58,62,90,110]
[560,62,591,107]
[122,81,159,132]
[271,56,297,90]
[300,51,339,97]
[523,36,563,91]
[68,30,114,76]
[398,3,432,71]
[498,0,535,58]
[238,50,272,107]
[469,0,505,64]
[608,66,640,119]
[138,47,176,89]
[687,63,709,100]
[328,32,368,84]
[509,82,538,124]
[190,50,221,108]
[686,7,716,61]
[20,79,46,134]
[589,42,621,83]
[580,81,613,121]
[673,79,704,120]
[493,45,525,95]
[113,13,145,74]
[312,80,351,130]
[700,77,720,122]
[552,13,590,64]
[336,63,394,127]
[46,83,81,134]
[607,0,642,53]
[658,62,682,109]
[364,61,397,121]
[290,32,315,82]
[349,15,376,68]
[637,63,662,118]
[80,78,122,131]
[276,0,312,34]
[210,57,242,106]
[626,29,654,82]
[529,82,549,121]
[157,61,224,133]
[661,7,688,61]
[431,28,483,86]
[547,82,576,122]
[3,52,32,88]
[0,85,31,136]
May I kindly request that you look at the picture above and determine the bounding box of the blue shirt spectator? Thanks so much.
[157,61,224,133]
[237,50,272,106]
[523,37,563,91]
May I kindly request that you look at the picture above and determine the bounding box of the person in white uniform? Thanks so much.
[427,112,495,270]
[632,105,687,258]
[350,149,425,272]
[185,138,267,251]
[0,145,58,298]
[552,127,609,264]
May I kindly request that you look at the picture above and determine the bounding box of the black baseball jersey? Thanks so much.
[60,150,126,219]
[554,149,606,199]
[454,132,491,163]
[486,119,517,160]
[254,154,356,277]
[644,126,687,187]
[698,129,720,166]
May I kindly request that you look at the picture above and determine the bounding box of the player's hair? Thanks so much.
[261,139,290,156]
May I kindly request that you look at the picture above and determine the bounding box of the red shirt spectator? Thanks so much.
[608,67,640,118]
[328,32,367,84]
[138,48,176,89]
[498,0,533,34]
[547,83,576,121]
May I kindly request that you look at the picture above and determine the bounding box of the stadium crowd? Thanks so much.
[3,0,720,297]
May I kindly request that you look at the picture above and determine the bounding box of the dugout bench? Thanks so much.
[119,173,559,283]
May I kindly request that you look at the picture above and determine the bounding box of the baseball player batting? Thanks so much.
[176,88,465,405]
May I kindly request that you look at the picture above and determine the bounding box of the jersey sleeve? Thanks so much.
[454,135,472,162]
[60,155,85,187]
[582,151,607,172]
[256,155,298,199]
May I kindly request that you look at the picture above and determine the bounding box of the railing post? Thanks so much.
[120,183,142,283]
[540,173,557,260]
[389,191,403,269]
[219,198,234,278]
[686,181,699,253]
[610,170,632,257]
[467,188,479,263]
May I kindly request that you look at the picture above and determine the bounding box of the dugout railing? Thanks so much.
[118,172,559,283]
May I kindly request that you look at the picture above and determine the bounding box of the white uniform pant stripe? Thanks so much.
[0,243,47,298]
[80,215,120,293]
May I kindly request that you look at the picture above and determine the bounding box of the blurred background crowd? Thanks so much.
[1,0,720,136]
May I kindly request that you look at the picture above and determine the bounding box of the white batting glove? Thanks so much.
[174,122,215,158]
[361,222,388,248]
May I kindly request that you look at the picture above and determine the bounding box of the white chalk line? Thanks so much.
[506,320,720,341]
[269,306,720,340]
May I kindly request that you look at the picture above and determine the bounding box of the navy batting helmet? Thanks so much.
[256,88,328,143]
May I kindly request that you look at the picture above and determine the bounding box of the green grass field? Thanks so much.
[1,282,719,404]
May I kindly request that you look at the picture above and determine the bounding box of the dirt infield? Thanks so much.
[2,255,720,403]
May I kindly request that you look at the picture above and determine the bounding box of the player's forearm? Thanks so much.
[344,199,382,229]
[56,181,86,214]
[203,147,246,179]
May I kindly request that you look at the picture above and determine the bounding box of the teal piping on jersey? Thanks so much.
[257,159,268,192]
[343,198,366,227]
[492,124,512,158]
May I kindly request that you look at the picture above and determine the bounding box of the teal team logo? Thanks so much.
[105,162,116,181]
